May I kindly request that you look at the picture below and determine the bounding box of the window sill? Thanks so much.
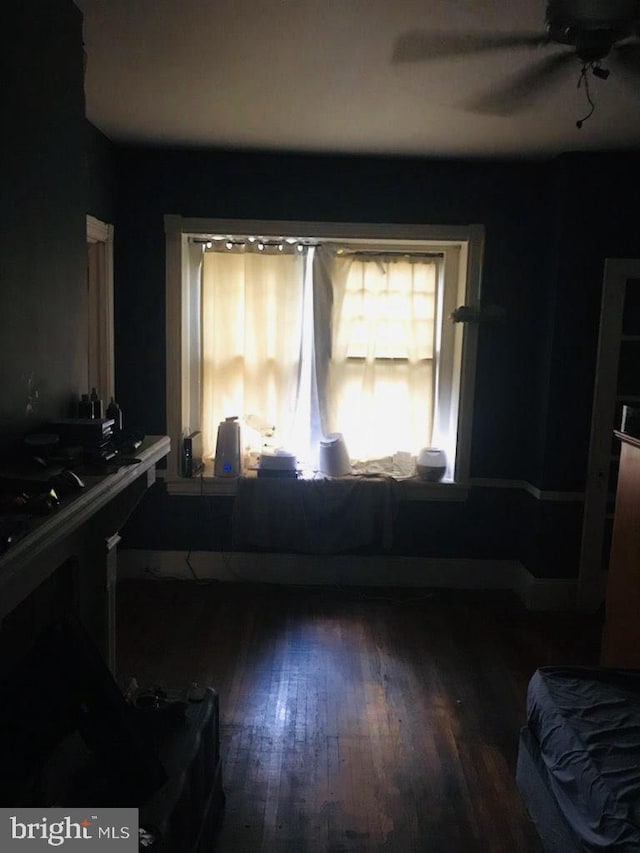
[160,470,469,501]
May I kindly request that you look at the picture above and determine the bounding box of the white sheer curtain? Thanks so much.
[202,243,439,468]
[201,246,305,459]
[314,246,437,461]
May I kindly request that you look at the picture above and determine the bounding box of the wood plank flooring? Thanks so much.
[116,580,602,853]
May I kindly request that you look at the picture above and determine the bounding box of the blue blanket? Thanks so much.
[527,666,640,852]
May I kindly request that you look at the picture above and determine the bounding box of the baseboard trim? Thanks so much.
[118,549,578,611]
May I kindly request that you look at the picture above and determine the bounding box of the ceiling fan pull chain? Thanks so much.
[576,64,596,128]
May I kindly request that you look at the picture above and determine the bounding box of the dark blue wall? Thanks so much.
[110,146,640,577]
[111,145,640,491]
[113,148,552,482]
[86,121,118,224]
[0,1,88,458]
[539,152,640,491]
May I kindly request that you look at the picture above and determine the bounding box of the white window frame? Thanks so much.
[87,214,115,403]
[164,215,484,496]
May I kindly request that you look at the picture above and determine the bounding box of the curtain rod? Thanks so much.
[190,237,443,260]
[338,250,443,259]
[189,236,318,247]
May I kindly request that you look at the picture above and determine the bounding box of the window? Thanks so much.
[201,243,306,463]
[165,216,484,488]
[320,250,438,462]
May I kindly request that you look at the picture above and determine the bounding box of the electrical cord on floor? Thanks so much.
[204,478,250,583]
[176,468,246,585]
[143,561,437,604]
[182,549,222,585]
[143,559,219,586]
[143,566,183,582]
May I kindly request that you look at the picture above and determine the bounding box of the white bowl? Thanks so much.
[259,449,297,471]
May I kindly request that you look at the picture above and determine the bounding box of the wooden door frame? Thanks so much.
[578,258,640,612]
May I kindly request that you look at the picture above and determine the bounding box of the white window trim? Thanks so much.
[164,215,484,496]
[87,214,115,404]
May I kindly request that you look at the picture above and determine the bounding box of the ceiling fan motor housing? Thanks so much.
[547,0,638,29]
[546,0,638,59]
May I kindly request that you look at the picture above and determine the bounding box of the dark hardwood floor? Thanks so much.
[116,579,602,853]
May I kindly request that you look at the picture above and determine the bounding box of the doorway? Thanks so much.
[578,258,640,611]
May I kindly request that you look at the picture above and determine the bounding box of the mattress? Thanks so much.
[517,726,584,853]
[526,666,640,852]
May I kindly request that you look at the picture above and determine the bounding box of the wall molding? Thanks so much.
[118,549,578,611]
[164,215,485,486]
[160,473,585,502]
[469,478,585,502]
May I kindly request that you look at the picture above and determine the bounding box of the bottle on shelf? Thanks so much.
[90,387,103,419]
[106,396,123,432]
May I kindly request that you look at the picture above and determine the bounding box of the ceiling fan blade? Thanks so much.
[392,29,549,64]
[611,40,640,79]
[464,50,577,115]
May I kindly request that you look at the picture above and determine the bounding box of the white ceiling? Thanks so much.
[76,0,640,159]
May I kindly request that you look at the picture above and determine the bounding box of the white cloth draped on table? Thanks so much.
[232,477,399,554]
